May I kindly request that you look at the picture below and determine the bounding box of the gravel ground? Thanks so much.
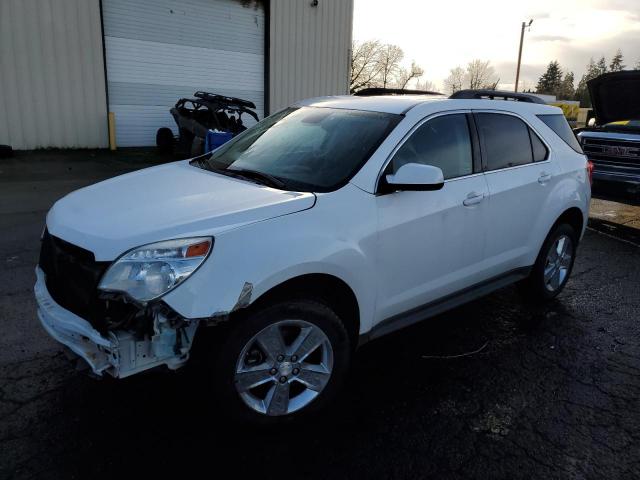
[1,152,639,479]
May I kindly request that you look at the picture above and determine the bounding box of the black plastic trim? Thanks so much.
[358,267,532,347]
[98,0,110,136]
[451,89,546,104]
[263,0,270,117]
[378,177,444,194]
[354,88,442,97]
[466,113,482,173]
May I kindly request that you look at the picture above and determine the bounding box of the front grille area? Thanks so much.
[582,137,640,168]
[39,230,111,326]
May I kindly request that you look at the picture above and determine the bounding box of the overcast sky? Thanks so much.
[353,0,640,91]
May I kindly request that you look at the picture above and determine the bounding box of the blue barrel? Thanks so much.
[205,130,233,152]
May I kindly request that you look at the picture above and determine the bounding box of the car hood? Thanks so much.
[47,160,316,260]
[588,70,640,125]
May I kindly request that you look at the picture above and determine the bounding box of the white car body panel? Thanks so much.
[35,94,591,378]
[374,172,490,322]
[46,160,315,260]
[162,183,380,332]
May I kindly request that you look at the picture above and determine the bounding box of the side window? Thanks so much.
[475,113,533,171]
[529,128,549,161]
[537,114,584,153]
[391,114,473,180]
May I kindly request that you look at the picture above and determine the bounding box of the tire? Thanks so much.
[155,127,174,152]
[0,145,13,158]
[519,223,578,302]
[209,299,351,425]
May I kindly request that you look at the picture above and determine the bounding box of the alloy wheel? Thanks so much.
[543,234,574,292]
[234,320,334,416]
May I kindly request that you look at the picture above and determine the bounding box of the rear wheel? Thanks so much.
[211,300,351,424]
[520,223,577,301]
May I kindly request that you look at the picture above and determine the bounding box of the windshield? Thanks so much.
[198,107,400,192]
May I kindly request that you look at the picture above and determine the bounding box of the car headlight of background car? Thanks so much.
[98,237,212,302]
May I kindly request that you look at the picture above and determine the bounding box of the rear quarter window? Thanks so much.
[537,114,583,154]
[529,128,549,162]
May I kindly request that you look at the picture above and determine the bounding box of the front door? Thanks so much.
[374,112,490,324]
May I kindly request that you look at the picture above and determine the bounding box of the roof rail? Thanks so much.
[449,89,546,104]
[354,88,442,97]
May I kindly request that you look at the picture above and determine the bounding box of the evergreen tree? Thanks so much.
[596,56,608,75]
[575,58,602,108]
[609,49,625,71]
[536,61,563,95]
[557,72,575,100]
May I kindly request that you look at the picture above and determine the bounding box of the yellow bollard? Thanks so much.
[108,112,117,151]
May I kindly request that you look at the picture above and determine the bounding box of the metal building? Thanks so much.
[0,0,353,150]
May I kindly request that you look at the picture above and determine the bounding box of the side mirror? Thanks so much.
[383,163,444,192]
[587,117,596,127]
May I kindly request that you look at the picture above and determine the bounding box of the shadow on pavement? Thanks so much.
[592,182,640,207]
[588,217,640,245]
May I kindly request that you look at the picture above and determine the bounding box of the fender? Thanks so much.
[525,158,590,265]
[162,184,379,333]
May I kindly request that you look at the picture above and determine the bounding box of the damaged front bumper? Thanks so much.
[34,267,197,378]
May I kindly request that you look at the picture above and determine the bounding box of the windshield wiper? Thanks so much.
[194,160,288,189]
[227,168,287,189]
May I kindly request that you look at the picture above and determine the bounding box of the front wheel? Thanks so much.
[211,300,351,424]
[520,223,578,301]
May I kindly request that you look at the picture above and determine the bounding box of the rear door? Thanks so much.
[474,111,554,276]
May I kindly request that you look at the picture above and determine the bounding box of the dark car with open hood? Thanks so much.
[576,70,640,195]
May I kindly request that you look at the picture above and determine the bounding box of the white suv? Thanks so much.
[35,90,591,423]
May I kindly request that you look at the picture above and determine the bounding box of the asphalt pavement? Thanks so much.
[1,151,639,479]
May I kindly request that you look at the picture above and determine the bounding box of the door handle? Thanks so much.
[463,191,484,206]
[538,172,552,184]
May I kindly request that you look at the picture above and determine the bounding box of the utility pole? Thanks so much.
[515,19,533,92]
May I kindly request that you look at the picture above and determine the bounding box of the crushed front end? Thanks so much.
[34,230,198,378]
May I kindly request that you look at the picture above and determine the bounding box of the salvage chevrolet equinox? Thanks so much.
[35,90,591,423]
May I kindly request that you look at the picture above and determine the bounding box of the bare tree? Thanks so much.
[444,67,465,94]
[350,40,383,93]
[415,78,437,92]
[443,60,499,92]
[466,59,499,90]
[350,40,428,92]
[396,61,425,89]
[378,44,404,88]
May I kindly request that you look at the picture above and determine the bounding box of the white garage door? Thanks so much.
[102,0,265,147]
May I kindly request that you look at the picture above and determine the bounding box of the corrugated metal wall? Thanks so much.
[268,0,353,113]
[0,0,108,150]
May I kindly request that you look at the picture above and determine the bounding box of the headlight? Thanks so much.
[98,237,213,302]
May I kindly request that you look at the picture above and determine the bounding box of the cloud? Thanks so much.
[528,11,551,19]
[493,61,548,90]
[532,35,571,43]
[493,26,640,92]
[598,0,640,11]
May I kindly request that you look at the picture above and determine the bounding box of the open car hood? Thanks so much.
[588,70,640,125]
